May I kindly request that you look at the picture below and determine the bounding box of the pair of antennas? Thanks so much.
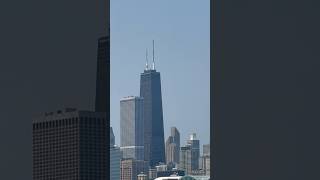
[145,40,156,71]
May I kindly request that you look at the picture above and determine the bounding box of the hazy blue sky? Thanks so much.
[110,0,210,149]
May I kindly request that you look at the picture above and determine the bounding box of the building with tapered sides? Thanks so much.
[120,96,144,160]
[140,41,165,167]
[32,109,107,180]
[166,127,180,166]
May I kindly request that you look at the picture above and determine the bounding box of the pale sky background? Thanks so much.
[110,0,210,150]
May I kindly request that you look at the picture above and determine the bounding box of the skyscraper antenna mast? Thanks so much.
[145,48,149,70]
[152,40,155,70]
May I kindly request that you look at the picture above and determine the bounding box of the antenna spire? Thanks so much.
[145,48,149,70]
[152,40,155,70]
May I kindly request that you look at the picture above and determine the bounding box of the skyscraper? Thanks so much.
[111,127,115,146]
[179,134,201,175]
[140,41,165,167]
[187,133,200,171]
[33,34,110,179]
[120,96,144,160]
[110,127,121,180]
[179,146,192,175]
[32,109,107,180]
[166,127,180,166]
[203,144,210,157]
[95,36,110,113]
[201,144,210,176]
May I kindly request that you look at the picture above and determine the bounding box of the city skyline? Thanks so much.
[110,0,210,148]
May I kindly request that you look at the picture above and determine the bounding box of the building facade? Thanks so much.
[179,146,192,175]
[32,109,107,180]
[95,36,110,113]
[120,159,149,180]
[201,144,210,176]
[203,144,210,157]
[110,127,121,180]
[120,96,144,160]
[140,64,165,167]
[187,134,200,171]
[166,127,180,166]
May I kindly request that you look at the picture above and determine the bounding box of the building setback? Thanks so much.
[140,47,165,167]
[120,96,144,160]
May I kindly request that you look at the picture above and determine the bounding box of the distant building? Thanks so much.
[140,48,165,166]
[187,134,200,171]
[137,173,148,180]
[201,144,210,176]
[179,146,192,175]
[110,127,121,180]
[203,156,210,176]
[32,109,107,180]
[166,127,180,166]
[156,164,168,172]
[120,96,144,160]
[148,168,157,180]
[110,127,115,146]
[203,144,210,156]
[121,159,149,180]
[179,134,201,175]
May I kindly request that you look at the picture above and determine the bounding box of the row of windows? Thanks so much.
[33,117,106,130]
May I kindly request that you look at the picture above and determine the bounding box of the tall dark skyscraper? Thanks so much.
[33,35,110,179]
[32,109,107,180]
[95,36,110,113]
[140,41,165,167]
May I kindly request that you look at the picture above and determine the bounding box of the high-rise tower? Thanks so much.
[140,41,165,167]
[166,127,180,166]
[32,109,107,179]
[95,36,110,113]
[120,96,145,160]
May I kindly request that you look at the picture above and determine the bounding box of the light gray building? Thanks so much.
[179,146,192,175]
[166,127,180,166]
[179,133,201,175]
[203,144,210,157]
[120,96,144,160]
[201,144,210,176]
[187,134,200,171]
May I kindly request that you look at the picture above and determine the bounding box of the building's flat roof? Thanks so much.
[120,96,143,101]
[32,108,106,123]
